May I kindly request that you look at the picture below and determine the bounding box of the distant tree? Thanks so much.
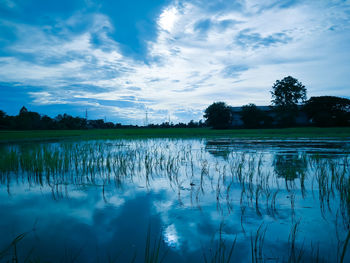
[187,120,197,128]
[19,106,28,115]
[0,110,5,119]
[204,102,233,129]
[16,107,41,129]
[1,112,16,129]
[56,114,87,129]
[240,104,272,128]
[0,107,128,130]
[41,115,57,129]
[0,106,212,130]
[304,96,350,127]
[104,122,115,129]
[0,110,7,129]
[89,119,105,129]
[197,119,206,128]
[174,122,187,128]
[271,76,307,127]
[160,122,171,128]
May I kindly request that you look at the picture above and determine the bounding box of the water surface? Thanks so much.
[0,138,349,262]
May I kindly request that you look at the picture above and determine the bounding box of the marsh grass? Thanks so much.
[0,232,27,263]
[340,230,350,263]
[203,237,236,263]
[0,139,349,262]
[0,140,349,218]
[202,222,237,263]
[144,225,168,263]
[250,223,267,263]
[287,221,304,263]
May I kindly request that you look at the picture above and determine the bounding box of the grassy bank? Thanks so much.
[0,127,350,142]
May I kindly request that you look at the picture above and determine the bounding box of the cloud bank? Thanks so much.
[0,0,349,124]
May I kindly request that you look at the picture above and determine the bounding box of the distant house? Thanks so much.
[230,106,309,127]
[230,106,244,127]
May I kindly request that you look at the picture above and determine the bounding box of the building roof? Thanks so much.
[229,106,273,112]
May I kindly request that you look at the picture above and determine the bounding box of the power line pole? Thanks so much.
[85,109,88,120]
[144,108,149,126]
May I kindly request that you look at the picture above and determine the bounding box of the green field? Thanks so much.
[0,127,350,142]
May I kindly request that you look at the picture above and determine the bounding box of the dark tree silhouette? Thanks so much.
[304,96,350,126]
[0,106,127,130]
[41,115,57,130]
[0,110,5,120]
[17,107,41,130]
[56,114,87,129]
[271,76,306,106]
[204,102,232,129]
[271,76,306,127]
[19,106,28,115]
[240,103,272,128]
[273,153,307,181]
[0,110,7,129]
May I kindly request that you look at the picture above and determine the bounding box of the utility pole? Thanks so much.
[144,108,149,126]
[85,109,88,120]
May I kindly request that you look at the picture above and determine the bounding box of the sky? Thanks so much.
[0,0,349,124]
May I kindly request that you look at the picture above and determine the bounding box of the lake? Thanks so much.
[0,138,349,262]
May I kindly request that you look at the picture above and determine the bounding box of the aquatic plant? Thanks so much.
[0,139,349,262]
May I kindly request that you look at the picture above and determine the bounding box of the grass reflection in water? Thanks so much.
[0,139,349,262]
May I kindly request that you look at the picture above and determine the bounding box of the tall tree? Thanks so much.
[271,76,306,127]
[204,102,232,129]
[17,107,41,130]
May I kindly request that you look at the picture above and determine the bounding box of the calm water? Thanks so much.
[0,138,349,262]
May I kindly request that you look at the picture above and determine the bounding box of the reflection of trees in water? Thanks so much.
[205,140,232,159]
[273,153,307,181]
[205,140,248,159]
[1,140,350,262]
[205,146,231,159]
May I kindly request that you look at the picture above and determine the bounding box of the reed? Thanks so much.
[0,138,349,262]
[144,225,168,263]
[251,223,267,263]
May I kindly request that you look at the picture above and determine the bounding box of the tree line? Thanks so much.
[0,106,206,130]
[1,76,349,130]
[204,76,350,129]
[0,106,117,130]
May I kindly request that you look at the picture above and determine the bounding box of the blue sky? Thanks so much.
[0,0,349,124]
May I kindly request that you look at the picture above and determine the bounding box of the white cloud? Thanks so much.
[0,0,349,123]
[158,6,179,32]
